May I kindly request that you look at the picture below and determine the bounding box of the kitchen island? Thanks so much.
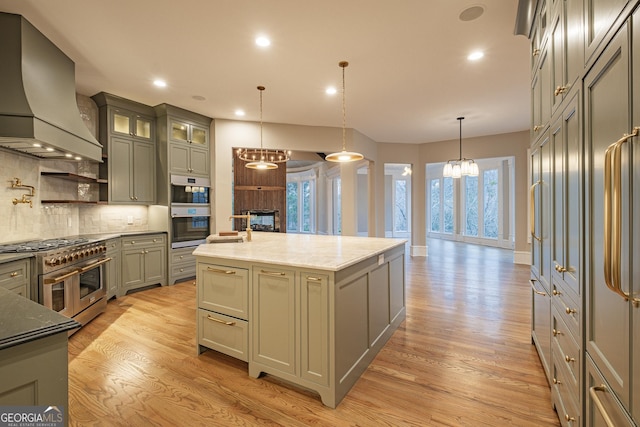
[193,233,406,408]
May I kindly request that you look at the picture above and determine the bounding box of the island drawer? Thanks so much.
[198,309,248,362]
[197,263,248,320]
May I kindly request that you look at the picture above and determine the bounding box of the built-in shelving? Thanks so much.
[40,172,107,204]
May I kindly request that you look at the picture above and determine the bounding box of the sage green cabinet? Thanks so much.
[170,247,197,285]
[104,238,121,299]
[197,262,249,361]
[92,92,157,205]
[0,258,30,299]
[120,234,166,296]
[251,267,296,375]
[109,136,155,203]
[154,104,212,182]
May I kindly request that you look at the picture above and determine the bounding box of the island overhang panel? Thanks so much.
[194,233,407,407]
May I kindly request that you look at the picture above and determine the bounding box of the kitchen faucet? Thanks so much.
[229,212,252,242]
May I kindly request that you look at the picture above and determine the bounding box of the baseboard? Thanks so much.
[410,245,427,257]
[513,251,531,265]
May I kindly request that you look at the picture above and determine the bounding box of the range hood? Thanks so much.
[0,12,103,162]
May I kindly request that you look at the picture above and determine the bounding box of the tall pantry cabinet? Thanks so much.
[525,0,640,425]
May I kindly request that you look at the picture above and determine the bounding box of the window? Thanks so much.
[286,170,316,233]
[384,163,411,238]
[427,158,513,249]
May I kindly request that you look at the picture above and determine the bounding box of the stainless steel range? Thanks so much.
[0,238,111,330]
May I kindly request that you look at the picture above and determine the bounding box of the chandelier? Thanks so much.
[443,116,478,178]
[325,61,364,163]
[237,86,290,170]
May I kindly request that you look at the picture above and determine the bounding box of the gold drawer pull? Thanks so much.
[261,270,285,276]
[206,315,236,326]
[553,329,563,336]
[564,414,575,422]
[306,276,322,281]
[552,378,561,385]
[207,267,236,275]
[565,306,576,315]
[553,289,562,296]
[10,272,18,277]
[530,279,546,296]
[590,385,616,427]
[564,355,575,363]
[554,264,568,273]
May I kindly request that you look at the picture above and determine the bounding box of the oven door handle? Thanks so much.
[44,268,81,284]
[79,257,112,272]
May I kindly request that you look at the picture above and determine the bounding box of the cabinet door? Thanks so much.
[121,249,145,288]
[111,109,134,137]
[169,143,190,175]
[252,267,295,374]
[132,141,155,204]
[170,120,190,144]
[188,145,209,176]
[190,124,208,147]
[300,272,329,386]
[584,0,630,62]
[550,1,565,113]
[109,137,133,202]
[144,245,165,284]
[531,277,551,381]
[198,263,248,319]
[584,23,631,409]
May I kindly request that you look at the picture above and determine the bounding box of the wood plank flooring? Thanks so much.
[67,239,560,426]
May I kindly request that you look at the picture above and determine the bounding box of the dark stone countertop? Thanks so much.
[0,287,80,350]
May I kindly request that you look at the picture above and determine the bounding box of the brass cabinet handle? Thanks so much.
[206,314,236,326]
[529,180,542,242]
[530,279,546,296]
[554,264,568,273]
[554,85,568,96]
[590,385,616,427]
[10,271,18,277]
[552,378,561,385]
[565,306,576,315]
[564,414,576,423]
[260,269,286,276]
[603,127,640,303]
[533,125,542,132]
[552,289,562,296]
[552,329,563,336]
[532,48,540,57]
[564,355,575,363]
[206,267,236,274]
[306,276,322,281]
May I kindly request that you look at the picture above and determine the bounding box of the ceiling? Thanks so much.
[0,0,530,145]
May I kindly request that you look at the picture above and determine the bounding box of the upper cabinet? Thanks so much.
[155,104,212,178]
[91,92,157,205]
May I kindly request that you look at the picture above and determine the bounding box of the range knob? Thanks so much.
[63,254,71,263]
[47,257,57,266]
[56,256,64,265]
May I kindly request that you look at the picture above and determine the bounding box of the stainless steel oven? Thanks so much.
[171,206,210,248]
[170,175,211,248]
[38,240,111,328]
[171,175,210,204]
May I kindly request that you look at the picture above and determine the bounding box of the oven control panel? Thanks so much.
[40,242,107,272]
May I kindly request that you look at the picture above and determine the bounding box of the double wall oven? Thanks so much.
[171,175,211,249]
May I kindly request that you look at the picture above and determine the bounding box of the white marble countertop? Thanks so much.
[192,232,406,271]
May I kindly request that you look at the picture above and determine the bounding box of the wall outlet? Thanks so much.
[127,215,134,225]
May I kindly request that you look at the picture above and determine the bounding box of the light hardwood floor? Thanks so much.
[68,239,560,426]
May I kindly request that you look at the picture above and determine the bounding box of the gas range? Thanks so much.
[0,237,91,254]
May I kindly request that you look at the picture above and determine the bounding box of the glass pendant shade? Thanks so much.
[326,61,364,163]
[442,117,478,178]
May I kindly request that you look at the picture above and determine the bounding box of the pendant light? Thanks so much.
[237,86,290,170]
[443,117,479,178]
[325,61,364,162]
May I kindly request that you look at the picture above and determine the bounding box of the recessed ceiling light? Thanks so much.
[468,51,484,61]
[65,153,73,158]
[235,109,246,117]
[255,36,271,47]
[75,156,82,161]
[153,79,167,87]
[46,147,54,152]
[32,143,41,148]
[326,87,337,95]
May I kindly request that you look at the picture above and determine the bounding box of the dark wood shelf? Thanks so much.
[234,185,286,191]
[41,200,108,205]
[40,172,104,184]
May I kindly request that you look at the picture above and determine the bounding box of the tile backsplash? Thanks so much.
[0,94,154,243]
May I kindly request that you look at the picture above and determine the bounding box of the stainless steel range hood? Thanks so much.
[0,12,103,162]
